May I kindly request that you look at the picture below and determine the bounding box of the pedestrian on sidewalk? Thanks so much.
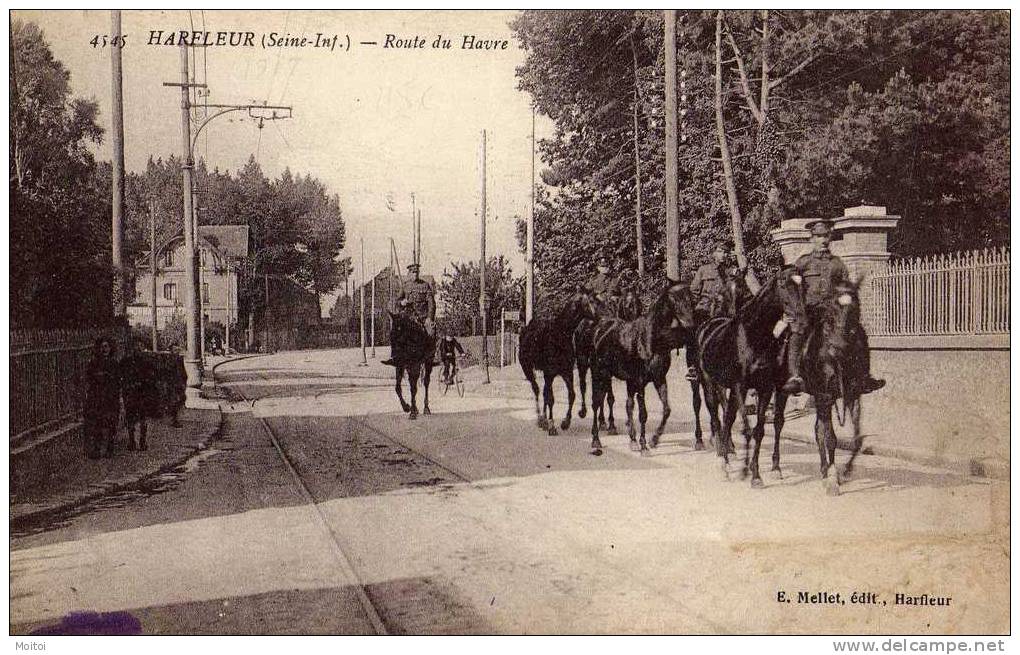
[84,337,121,459]
[120,336,159,451]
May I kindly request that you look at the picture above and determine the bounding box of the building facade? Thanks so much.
[127,225,250,330]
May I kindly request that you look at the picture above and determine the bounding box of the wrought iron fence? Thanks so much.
[10,328,106,444]
[864,247,1010,337]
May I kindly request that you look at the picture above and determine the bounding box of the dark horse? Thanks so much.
[519,288,598,435]
[687,273,753,452]
[588,281,696,456]
[697,268,805,486]
[799,278,866,496]
[574,291,643,434]
[387,310,435,420]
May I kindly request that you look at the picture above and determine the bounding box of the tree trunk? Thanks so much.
[715,11,760,292]
[631,33,644,279]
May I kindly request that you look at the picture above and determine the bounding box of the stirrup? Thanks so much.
[862,377,885,394]
[685,366,698,382]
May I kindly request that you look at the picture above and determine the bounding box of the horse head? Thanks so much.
[617,290,643,321]
[566,285,599,325]
[660,280,696,333]
[824,278,862,357]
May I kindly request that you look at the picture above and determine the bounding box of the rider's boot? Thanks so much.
[857,328,885,393]
[782,331,805,395]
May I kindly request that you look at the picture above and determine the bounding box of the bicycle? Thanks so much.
[441,354,466,397]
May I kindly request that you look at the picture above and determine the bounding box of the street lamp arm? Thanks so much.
[190,106,249,154]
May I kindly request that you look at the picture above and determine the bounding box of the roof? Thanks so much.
[134,224,250,268]
[198,225,249,259]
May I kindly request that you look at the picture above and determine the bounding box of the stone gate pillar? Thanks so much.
[771,205,899,332]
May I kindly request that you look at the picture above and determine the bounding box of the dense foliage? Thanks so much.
[437,256,524,336]
[511,10,1009,302]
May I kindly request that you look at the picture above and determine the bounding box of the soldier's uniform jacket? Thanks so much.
[586,272,618,301]
[399,277,436,322]
[794,250,850,308]
[690,263,727,312]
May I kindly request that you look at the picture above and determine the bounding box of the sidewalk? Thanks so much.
[462,361,1009,481]
[10,382,226,529]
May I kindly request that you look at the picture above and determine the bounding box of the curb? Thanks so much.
[462,377,1009,482]
[10,404,226,530]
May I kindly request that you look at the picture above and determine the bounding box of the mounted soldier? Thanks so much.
[382,262,436,367]
[585,255,620,306]
[686,239,750,380]
[782,219,885,395]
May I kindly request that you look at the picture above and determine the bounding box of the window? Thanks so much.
[163,283,177,301]
[202,283,210,303]
[163,249,174,267]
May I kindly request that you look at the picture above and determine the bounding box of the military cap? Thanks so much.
[805,219,835,235]
[406,262,420,271]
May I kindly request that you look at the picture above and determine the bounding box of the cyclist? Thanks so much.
[439,334,466,385]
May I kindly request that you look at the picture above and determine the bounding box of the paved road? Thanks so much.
[11,348,1009,634]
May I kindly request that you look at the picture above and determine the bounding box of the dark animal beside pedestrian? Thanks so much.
[84,337,121,459]
[588,280,696,456]
[519,287,598,435]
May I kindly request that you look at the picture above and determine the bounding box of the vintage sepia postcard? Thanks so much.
[8,8,1011,646]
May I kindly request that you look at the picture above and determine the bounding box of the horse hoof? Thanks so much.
[591,448,603,457]
[693,440,705,452]
[640,448,652,458]
[579,407,587,419]
[401,404,411,413]
[751,477,764,489]
[650,437,659,449]
[560,419,571,431]
[740,466,749,480]
[772,467,783,480]
[548,427,558,436]
[423,408,431,416]
[629,441,640,452]
[409,412,418,421]
[841,464,854,479]
[607,426,619,436]
[537,417,548,429]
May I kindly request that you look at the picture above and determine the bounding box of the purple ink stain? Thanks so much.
[30,611,141,636]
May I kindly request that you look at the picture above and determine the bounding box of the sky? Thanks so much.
[14,9,553,312]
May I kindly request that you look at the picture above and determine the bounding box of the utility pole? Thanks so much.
[526,104,535,324]
[359,238,368,365]
[411,193,417,267]
[264,271,269,352]
[631,33,645,279]
[663,10,681,281]
[370,272,376,358]
[150,201,158,350]
[111,10,126,320]
[416,208,422,271]
[479,130,490,384]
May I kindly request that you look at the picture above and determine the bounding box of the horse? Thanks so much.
[799,278,866,496]
[573,290,643,434]
[696,267,806,486]
[519,287,599,436]
[387,310,436,420]
[687,273,753,452]
[588,281,696,456]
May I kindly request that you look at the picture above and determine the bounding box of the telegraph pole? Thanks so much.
[664,10,681,281]
[416,208,422,271]
[150,201,158,350]
[411,193,417,267]
[526,104,535,324]
[371,272,376,358]
[359,237,368,365]
[479,130,490,384]
[111,10,126,319]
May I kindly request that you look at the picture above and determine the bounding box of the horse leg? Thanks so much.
[422,364,432,416]
[651,378,670,448]
[542,371,558,436]
[771,391,788,478]
[823,405,841,496]
[524,366,545,429]
[730,383,751,480]
[704,381,724,458]
[625,383,638,450]
[637,386,651,456]
[690,378,705,451]
[749,387,772,488]
[395,367,410,412]
[720,386,742,480]
[577,361,588,419]
[407,363,420,420]
[589,373,606,455]
[561,367,575,431]
[814,398,829,478]
[606,384,618,435]
[842,395,864,478]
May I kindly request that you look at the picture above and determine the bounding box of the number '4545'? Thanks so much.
[90,34,127,48]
